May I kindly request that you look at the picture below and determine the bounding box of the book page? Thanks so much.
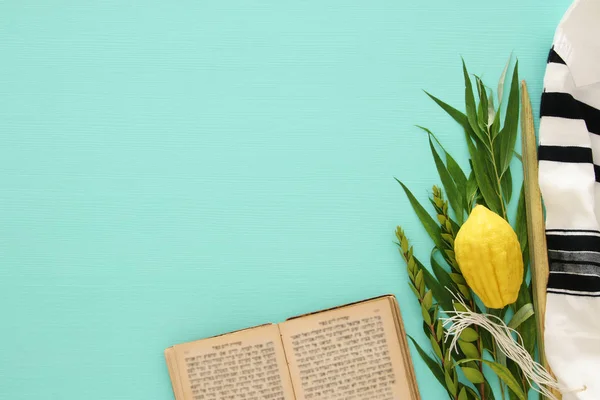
[279,297,418,400]
[168,324,296,400]
[387,298,420,400]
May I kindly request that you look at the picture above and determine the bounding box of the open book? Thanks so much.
[165,295,421,400]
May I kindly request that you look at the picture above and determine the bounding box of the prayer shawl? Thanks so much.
[539,0,600,398]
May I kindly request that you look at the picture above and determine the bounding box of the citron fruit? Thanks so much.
[454,205,524,309]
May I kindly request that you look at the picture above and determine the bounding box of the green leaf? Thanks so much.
[513,151,522,162]
[490,110,500,140]
[465,386,480,400]
[491,103,502,140]
[458,387,468,400]
[498,53,512,103]
[507,359,529,396]
[396,179,445,250]
[436,319,444,341]
[462,60,487,147]
[466,137,503,216]
[408,282,420,298]
[463,318,494,355]
[493,138,504,181]
[465,170,479,211]
[422,267,453,313]
[458,341,480,359]
[508,303,534,330]
[407,255,417,276]
[458,359,520,400]
[422,290,433,311]
[475,76,489,133]
[453,301,468,313]
[487,91,496,127]
[429,251,457,311]
[422,130,464,224]
[415,269,424,294]
[441,233,454,246]
[443,351,453,372]
[450,220,460,237]
[449,186,465,220]
[408,336,445,387]
[457,284,470,299]
[508,389,522,400]
[443,154,468,194]
[424,84,491,205]
[501,166,513,204]
[400,235,409,253]
[460,327,478,342]
[462,366,485,384]
[516,281,536,357]
[481,360,526,400]
[465,386,482,400]
[498,61,520,175]
[522,242,530,277]
[483,378,497,400]
[430,335,443,359]
[515,184,528,258]
[449,272,466,285]
[422,321,431,338]
[421,304,432,325]
[497,345,507,374]
[425,91,468,128]
[449,273,466,287]
[426,129,468,194]
[445,369,458,396]
[425,74,489,159]
[478,332,495,359]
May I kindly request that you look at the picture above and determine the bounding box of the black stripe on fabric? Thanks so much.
[547,47,566,65]
[541,92,600,134]
[546,229,600,234]
[546,234,600,252]
[538,145,593,163]
[541,92,580,119]
[595,165,600,183]
[547,289,600,297]
[548,272,600,293]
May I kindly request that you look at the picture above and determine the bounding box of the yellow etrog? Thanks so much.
[454,205,524,309]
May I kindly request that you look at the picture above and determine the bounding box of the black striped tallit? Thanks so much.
[539,46,600,297]
[537,1,600,396]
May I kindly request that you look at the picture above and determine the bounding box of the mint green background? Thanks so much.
[0,1,569,399]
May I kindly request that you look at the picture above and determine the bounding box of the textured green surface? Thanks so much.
[0,1,569,399]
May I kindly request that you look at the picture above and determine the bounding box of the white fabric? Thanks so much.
[554,0,600,87]
[539,1,600,398]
